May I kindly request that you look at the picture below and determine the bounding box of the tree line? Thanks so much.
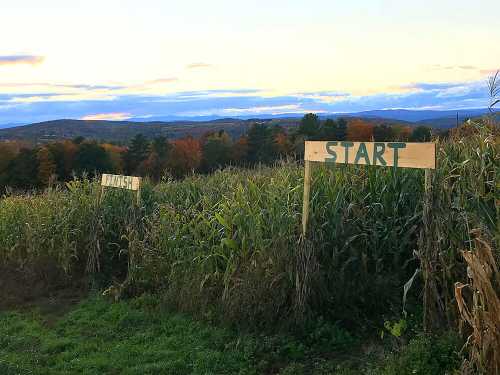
[0,114,432,191]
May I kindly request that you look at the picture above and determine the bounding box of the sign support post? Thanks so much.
[301,160,312,236]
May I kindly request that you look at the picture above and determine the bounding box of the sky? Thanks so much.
[0,0,499,124]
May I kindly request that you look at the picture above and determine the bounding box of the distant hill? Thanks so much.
[0,118,280,144]
[343,108,491,123]
[0,116,410,144]
[0,108,493,143]
[0,123,25,130]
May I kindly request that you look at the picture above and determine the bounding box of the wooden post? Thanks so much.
[424,169,432,197]
[302,160,312,236]
[99,185,105,205]
[422,167,433,332]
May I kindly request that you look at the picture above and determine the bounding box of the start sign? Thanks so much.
[301,141,436,235]
[305,141,436,169]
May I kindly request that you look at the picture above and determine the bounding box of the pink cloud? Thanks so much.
[81,112,132,121]
[186,62,212,69]
[480,68,499,76]
[145,77,179,84]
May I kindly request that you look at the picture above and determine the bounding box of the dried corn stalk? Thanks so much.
[455,233,499,375]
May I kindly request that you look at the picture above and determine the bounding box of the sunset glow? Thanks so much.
[1,0,498,123]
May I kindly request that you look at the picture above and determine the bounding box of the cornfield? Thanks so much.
[0,122,497,332]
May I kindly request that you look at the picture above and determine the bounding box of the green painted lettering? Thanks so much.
[354,142,370,165]
[325,141,338,163]
[388,143,406,168]
[373,143,386,166]
[340,141,354,164]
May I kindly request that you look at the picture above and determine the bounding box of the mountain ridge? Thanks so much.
[0,108,494,143]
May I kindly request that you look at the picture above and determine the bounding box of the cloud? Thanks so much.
[404,82,465,91]
[424,64,480,72]
[186,62,212,69]
[142,77,179,88]
[81,112,132,121]
[458,65,477,70]
[0,55,44,66]
[0,79,491,124]
[480,68,499,75]
[0,82,124,93]
[145,78,178,85]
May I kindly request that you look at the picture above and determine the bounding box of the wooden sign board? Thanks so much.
[305,141,436,169]
[100,174,142,205]
[101,174,141,191]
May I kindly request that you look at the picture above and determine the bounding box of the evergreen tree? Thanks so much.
[246,123,276,164]
[202,131,232,172]
[147,136,171,180]
[410,126,432,142]
[373,124,395,141]
[5,149,39,189]
[321,118,347,140]
[74,142,112,176]
[123,134,150,175]
[298,113,321,137]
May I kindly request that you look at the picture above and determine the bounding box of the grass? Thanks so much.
[0,296,461,375]
[0,296,355,375]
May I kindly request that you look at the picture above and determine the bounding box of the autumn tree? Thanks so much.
[37,147,56,187]
[0,142,21,175]
[346,119,374,141]
[142,136,171,180]
[230,136,249,165]
[102,143,126,173]
[274,130,293,156]
[167,137,202,177]
[45,141,79,181]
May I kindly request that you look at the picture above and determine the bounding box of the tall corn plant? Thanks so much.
[419,122,498,331]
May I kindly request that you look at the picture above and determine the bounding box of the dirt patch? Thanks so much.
[0,266,87,320]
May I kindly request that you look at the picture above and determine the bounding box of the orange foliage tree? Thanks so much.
[346,119,374,141]
[59,141,79,178]
[275,132,293,155]
[0,141,23,174]
[102,143,126,173]
[168,137,202,177]
[37,147,56,187]
[230,136,249,165]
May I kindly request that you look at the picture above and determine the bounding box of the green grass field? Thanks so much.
[0,296,461,375]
